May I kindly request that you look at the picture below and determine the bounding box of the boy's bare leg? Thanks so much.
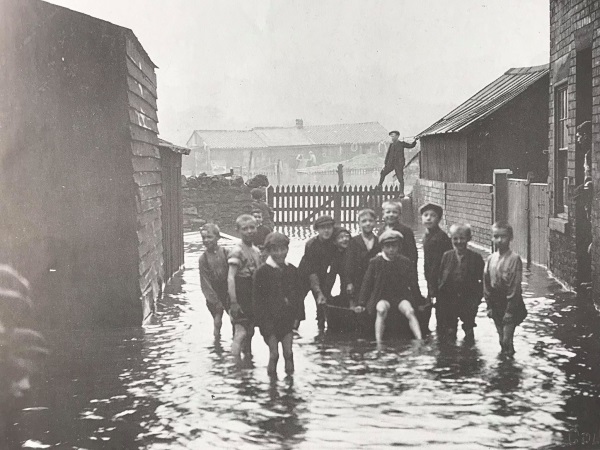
[243,326,255,357]
[281,332,294,375]
[266,335,279,376]
[232,324,247,358]
[493,318,504,351]
[213,310,223,339]
[375,300,390,344]
[398,300,422,340]
[501,323,517,355]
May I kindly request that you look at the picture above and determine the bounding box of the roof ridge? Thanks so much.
[505,63,550,75]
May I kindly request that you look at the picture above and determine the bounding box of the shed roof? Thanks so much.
[303,122,389,145]
[158,139,190,155]
[190,130,267,150]
[38,0,157,68]
[253,127,314,147]
[417,64,549,137]
[189,121,388,150]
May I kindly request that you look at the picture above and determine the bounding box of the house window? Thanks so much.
[555,85,568,214]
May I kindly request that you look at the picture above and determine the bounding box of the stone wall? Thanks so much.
[182,175,253,234]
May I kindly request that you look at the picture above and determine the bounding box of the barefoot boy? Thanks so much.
[253,232,304,376]
[199,223,230,338]
[484,221,527,355]
[358,230,422,343]
[437,224,484,342]
[228,215,261,359]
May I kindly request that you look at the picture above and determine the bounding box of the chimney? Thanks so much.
[295,118,304,129]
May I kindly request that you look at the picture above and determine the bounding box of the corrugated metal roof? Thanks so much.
[158,138,190,155]
[189,121,388,149]
[303,122,389,145]
[253,127,314,147]
[190,130,267,150]
[418,64,549,137]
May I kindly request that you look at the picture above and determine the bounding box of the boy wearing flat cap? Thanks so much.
[378,130,418,195]
[420,203,452,333]
[298,215,337,331]
[253,232,304,375]
[358,230,422,343]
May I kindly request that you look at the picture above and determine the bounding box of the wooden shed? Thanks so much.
[158,139,189,283]
[417,65,549,184]
[0,0,181,328]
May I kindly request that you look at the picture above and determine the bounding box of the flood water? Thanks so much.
[14,229,600,449]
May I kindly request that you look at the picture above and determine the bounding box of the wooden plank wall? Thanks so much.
[160,149,184,282]
[126,36,164,322]
[420,135,467,183]
[507,179,529,262]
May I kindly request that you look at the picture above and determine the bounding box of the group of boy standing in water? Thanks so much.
[199,189,527,376]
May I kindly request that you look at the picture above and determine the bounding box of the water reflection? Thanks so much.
[9,232,600,448]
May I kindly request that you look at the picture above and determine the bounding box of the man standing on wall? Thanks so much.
[377,130,418,195]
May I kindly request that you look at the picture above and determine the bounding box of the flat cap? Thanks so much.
[379,229,403,245]
[419,202,443,218]
[313,215,335,230]
[577,121,591,134]
[389,130,400,136]
[333,227,351,238]
[263,231,290,249]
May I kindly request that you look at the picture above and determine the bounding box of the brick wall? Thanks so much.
[548,0,600,294]
[413,178,493,249]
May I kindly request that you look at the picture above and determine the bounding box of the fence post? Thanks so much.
[337,164,344,187]
[493,169,512,223]
[333,186,342,223]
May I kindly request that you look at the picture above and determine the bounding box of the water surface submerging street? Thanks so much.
[16,229,600,449]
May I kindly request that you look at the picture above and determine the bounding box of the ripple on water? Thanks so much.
[12,230,600,448]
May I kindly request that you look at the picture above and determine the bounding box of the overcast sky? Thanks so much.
[50,0,549,145]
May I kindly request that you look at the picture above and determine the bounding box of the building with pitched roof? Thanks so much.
[184,120,389,178]
[417,65,549,184]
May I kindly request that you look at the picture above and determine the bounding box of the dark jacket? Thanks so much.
[423,227,452,298]
[358,254,418,315]
[384,140,417,168]
[438,249,484,303]
[253,263,304,339]
[343,234,381,295]
[378,222,418,277]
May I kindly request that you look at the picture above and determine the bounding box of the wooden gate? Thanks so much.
[507,178,549,266]
[267,185,402,226]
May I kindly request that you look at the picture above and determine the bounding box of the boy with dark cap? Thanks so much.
[378,130,418,195]
[324,227,354,332]
[298,214,336,331]
[253,232,304,376]
[358,230,422,343]
[420,203,452,334]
